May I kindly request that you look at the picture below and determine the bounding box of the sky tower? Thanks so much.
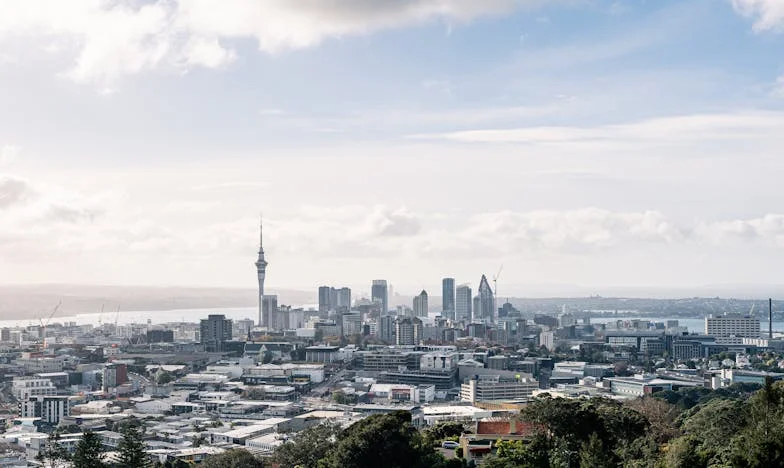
[255,217,268,326]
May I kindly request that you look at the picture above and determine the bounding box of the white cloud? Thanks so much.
[0,0,539,87]
[732,0,784,31]
[0,174,102,224]
[697,214,784,246]
[0,145,21,166]
[412,111,784,145]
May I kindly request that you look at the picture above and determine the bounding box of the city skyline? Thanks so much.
[4,1,784,292]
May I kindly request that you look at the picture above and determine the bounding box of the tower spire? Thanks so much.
[259,214,264,252]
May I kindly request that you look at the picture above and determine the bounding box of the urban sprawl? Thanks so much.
[2,223,784,467]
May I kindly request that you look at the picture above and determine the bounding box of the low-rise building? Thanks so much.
[460,376,539,403]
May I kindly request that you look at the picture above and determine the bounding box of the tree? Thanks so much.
[332,390,357,405]
[201,449,264,468]
[273,421,342,468]
[36,430,70,468]
[244,387,267,400]
[72,431,106,468]
[625,397,680,443]
[118,423,148,467]
[578,433,613,468]
[319,411,443,468]
[664,435,705,468]
[423,422,465,447]
[156,372,173,384]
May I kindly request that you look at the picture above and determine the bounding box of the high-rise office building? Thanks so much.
[395,316,423,346]
[318,286,333,314]
[456,285,472,321]
[413,290,429,317]
[705,316,761,343]
[262,295,278,329]
[200,314,233,352]
[442,278,455,319]
[372,280,389,315]
[378,315,396,343]
[477,274,495,322]
[318,286,352,314]
[336,287,352,311]
[255,218,268,327]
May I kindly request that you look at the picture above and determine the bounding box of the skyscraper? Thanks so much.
[378,314,396,343]
[442,278,455,319]
[318,286,333,314]
[395,316,423,345]
[372,280,389,315]
[413,290,428,317]
[336,287,352,311]
[262,295,278,329]
[477,274,495,322]
[255,218,268,327]
[318,286,352,314]
[200,314,233,352]
[456,285,472,321]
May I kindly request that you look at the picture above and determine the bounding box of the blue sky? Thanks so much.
[2,0,784,297]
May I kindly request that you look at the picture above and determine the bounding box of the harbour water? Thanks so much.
[1,308,782,334]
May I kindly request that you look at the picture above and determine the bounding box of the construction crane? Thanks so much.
[492,264,504,297]
[114,305,121,333]
[38,301,61,351]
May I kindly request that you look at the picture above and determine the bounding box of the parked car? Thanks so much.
[441,441,459,449]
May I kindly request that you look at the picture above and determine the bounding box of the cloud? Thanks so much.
[411,111,784,145]
[697,214,784,245]
[0,176,34,209]
[0,174,102,223]
[0,0,539,87]
[732,0,784,32]
[0,145,21,166]
[456,208,682,254]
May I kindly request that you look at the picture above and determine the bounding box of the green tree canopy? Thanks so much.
[272,421,343,468]
[72,431,106,468]
[118,423,148,468]
[201,449,264,468]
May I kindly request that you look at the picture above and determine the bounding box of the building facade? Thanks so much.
[476,274,495,322]
[200,315,233,352]
[19,395,70,424]
[442,278,455,319]
[395,317,423,346]
[705,316,761,343]
[456,285,472,322]
[372,280,389,315]
[413,290,429,317]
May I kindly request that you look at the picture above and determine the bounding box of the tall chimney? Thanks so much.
[770,298,773,339]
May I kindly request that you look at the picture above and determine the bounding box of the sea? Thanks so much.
[1,307,783,334]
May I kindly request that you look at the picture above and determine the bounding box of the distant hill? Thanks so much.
[0,284,315,320]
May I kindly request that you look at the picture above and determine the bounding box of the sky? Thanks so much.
[2,0,784,297]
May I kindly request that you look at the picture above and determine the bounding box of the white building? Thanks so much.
[705,316,760,344]
[19,395,70,424]
[12,377,56,400]
[460,376,538,403]
[420,352,458,370]
[539,331,555,351]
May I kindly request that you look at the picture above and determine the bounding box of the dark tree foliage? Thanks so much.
[272,421,343,468]
[36,430,71,468]
[200,449,265,468]
[319,411,447,468]
[422,422,465,447]
[118,422,149,468]
[72,431,106,468]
